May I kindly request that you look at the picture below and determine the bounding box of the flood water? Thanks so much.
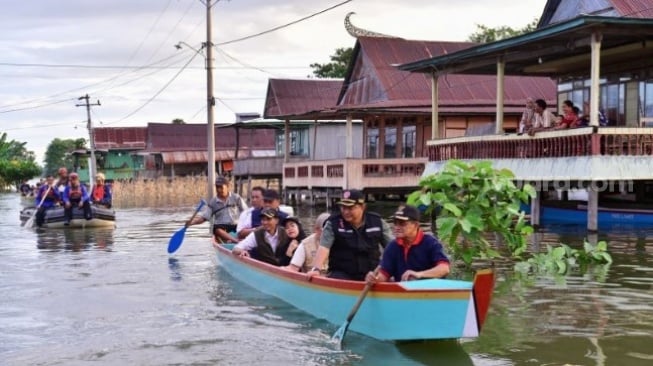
[1,193,652,365]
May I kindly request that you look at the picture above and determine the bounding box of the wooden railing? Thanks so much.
[283,158,428,189]
[426,127,653,161]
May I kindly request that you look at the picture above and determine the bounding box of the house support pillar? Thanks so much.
[530,190,540,228]
[589,31,602,127]
[495,56,505,134]
[431,73,439,139]
[587,184,599,232]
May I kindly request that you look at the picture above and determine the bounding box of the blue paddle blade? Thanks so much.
[167,227,187,254]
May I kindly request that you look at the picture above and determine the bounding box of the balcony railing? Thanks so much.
[427,127,653,161]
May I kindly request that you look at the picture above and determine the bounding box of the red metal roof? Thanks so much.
[93,127,147,150]
[609,0,653,18]
[263,78,343,118]
[145,123,276,152]
[337,37,557,111]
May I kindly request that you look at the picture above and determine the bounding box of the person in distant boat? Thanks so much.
[34,175,60,227]
[365,205,450,284]
[62,172,92,225]
[283,212,330,273]
[232,208,291,266]
[236,185,266,239]
[55,167,69,196]
[281,216,307,259]
[90,172,112,208]
[187,175,247,243]
[19,180,32,197]
[307,189,393,281]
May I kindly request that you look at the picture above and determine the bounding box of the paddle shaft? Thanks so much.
[25,185,51,226]
[185,202,204,227]
[345,266,381,323]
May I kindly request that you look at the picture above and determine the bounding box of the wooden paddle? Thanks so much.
[332,266,380,348]
[167,199,206,254]
[23,185,51,228]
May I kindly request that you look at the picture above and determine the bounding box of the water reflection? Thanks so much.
[168,257,182,281]
[35,227,114,251]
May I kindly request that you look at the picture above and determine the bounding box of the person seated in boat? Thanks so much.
[62,172,92,225]
[307,189,393,281]
[187,176,247,243]
[365,205,450,284]
[34,175,60,227]
[19,180,33,197]
[55,167,69,196]
[283,212,331,273]
[262,189,289,220]
[232,208,292,266]
[90,172,112,208]
[281,216,307,260]
[236,186,266,239]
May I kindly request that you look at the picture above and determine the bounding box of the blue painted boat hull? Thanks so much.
[523,203,653,225]
[215,243,494,341]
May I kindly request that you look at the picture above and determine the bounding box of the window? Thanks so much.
[384,127,396,158]
[367,128,379,158]
[276,128,309,157]
[402,125,416,158]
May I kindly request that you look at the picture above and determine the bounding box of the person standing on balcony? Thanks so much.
[518,98,535,134]
[528,99,556,136]
[307,189,393,281]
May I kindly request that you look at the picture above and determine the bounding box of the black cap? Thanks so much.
[259,207,279,219]
[215,176,229,186]
[391,205,421,221]
[337,189,365,206]
[263,189,280,201]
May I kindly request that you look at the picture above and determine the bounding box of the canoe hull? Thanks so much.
[215,243,494,341]
[20,205,116,229]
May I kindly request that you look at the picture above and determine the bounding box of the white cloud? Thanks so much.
[0,0,547,164]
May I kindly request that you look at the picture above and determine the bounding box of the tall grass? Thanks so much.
[111,176,278,208]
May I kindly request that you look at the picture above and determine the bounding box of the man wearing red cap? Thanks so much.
[308,189,393,281]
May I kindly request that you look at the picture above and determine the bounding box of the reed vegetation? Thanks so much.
[111,176,276,208]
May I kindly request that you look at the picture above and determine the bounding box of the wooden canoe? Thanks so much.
[214,242,494,342]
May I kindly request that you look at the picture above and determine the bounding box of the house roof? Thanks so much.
[93,127,147,150]
[263,78,344,119]
[337,36,557,112]
[399,16,653,80]
[145,122,276,152]
[538,0,653,28]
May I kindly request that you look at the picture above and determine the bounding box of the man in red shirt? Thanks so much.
[366,205,450,283]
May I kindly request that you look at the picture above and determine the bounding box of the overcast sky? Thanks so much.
[0,0,547,162]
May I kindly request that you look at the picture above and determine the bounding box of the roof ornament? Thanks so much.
[344,12,395,38]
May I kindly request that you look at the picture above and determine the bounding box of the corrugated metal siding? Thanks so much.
[264,79,343,118]
[94,127,147,149]
[146,123,276,151]
[338,37,557,110]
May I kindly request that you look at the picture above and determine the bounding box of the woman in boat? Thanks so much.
[365,205,450,284]
[232,208,291,266]
[90,172,112,208]
[283,212,330,273]
[281,216,307,259]
[62,172,92,225]
[34,175,60,227]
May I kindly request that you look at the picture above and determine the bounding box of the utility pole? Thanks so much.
[76,94,101,181]
[205,0,216,201]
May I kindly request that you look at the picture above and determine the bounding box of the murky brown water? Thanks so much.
[1,194,652,365]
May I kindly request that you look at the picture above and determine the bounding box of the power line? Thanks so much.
[216,0,354,46]
[0,61,310,70]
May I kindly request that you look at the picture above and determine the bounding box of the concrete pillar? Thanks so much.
[495,56,505,134]
[530,191,541,228]
[587,185,599,232]
[589,31,602,127]
[431,73,439,139]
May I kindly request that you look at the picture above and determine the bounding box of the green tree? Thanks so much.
[0,132,41,189]
[43,138,87,176]
[310,47,353,78]
[171,118,185,124]
[467,18,538,43]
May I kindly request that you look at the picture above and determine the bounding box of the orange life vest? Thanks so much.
[92,185,105,201]
[69,185,83,200]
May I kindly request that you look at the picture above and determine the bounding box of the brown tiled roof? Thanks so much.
[338,37,557,111]
[263,78,343,119]
[145,123,276,152]
[93,127,147,150]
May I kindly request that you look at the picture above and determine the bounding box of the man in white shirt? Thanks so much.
[232,208,291,266]
[529,98,556,136]
[236,186,265,239]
